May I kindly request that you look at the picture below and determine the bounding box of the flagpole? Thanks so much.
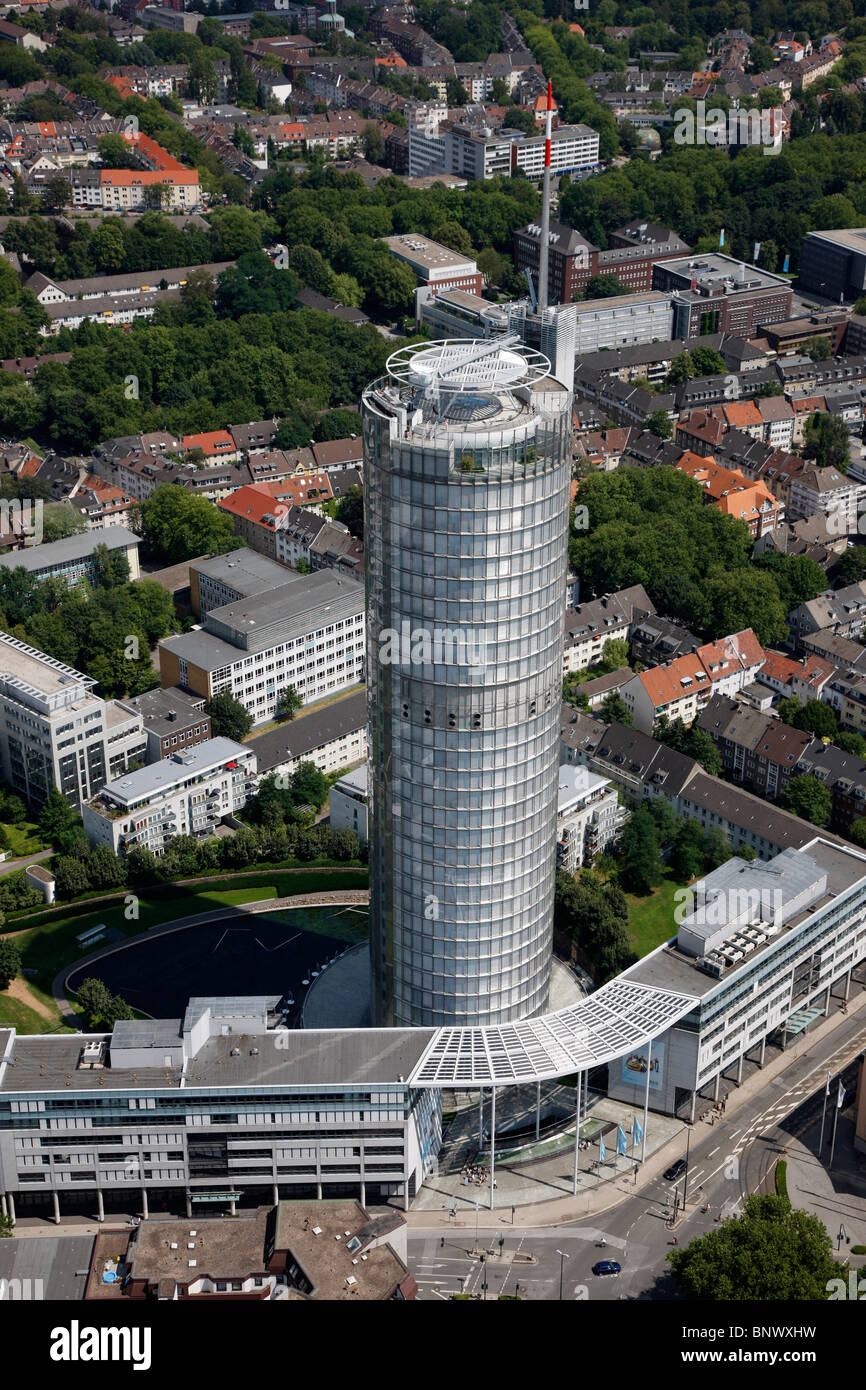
[641,1040,652,1163]
[572,1070,581,1195]
[829,1083,844,1168]
[818,1071,831,1153]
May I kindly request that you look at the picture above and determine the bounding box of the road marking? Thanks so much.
[707,1147,720,1158]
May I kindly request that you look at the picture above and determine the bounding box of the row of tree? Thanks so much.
[0,553,175,698]
[570,468,828,645]
[51,819,364,902]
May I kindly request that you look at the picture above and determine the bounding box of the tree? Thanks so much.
[600,692,633,725]
[41,175,71,212]
[290,760,328,811]
[477,247,504,286]
[704,826,734,870]
[205,693,252,742]
[584,273,628,299]
[618,808,663,894]
[40,503,88,544]
[138,486,239,563]
[847,816,866,848]
[97,134,141,170]
[668,1194,840,1300]
[362,123,385,163]
[671,819,708,881]
[74,977,113,1030]
[803,412,851,473]
[782,774,832,827]
[600,638,629,671]
[833,545,866,587]
[431,221,474,257]
[334,484,364,539]
[38,788,79,848]
[0,937,21,991]
[53,854,91,900]
[553,869,636,983]
[314,408,361,442]
[648,409,672,439]
[276,684,303,720]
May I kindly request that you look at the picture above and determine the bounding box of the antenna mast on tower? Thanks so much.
[537,80,554,313]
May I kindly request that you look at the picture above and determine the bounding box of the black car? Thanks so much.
[592,1260,621,1277]
[664,1159,688,1182]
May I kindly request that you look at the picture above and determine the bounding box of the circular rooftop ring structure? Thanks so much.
[385,337,553,394]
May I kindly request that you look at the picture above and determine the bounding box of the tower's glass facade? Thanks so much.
[363,343,573,1028]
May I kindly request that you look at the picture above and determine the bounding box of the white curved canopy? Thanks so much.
[408,979,696,1087]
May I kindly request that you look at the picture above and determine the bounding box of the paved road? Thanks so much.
[409,1009,866,1300]
[0,848,51,879]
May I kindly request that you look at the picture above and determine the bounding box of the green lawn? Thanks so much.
[3,821,47,858]
[624,867,688,957]
[5,869,369,996]
[0,992,67,1035]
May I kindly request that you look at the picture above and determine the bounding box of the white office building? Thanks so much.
[610,839,866,1117]
[159,569,366,726]
[82,737,258,856]
[0,632,146,810]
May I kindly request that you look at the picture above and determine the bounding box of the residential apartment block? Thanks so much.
[82,737,258,856]
[621,629,765,733]
[562,584,654,673]
[555,765,625,872]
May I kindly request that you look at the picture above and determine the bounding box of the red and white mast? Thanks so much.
[537,80,554,312]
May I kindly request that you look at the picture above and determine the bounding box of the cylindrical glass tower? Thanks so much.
[363,340,573,1028]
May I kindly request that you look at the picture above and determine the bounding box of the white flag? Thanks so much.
[837,1081,846,1109]
[826,1070,832,1096]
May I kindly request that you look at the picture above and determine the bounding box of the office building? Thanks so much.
[0,525,140,586]
[798,228,866,302]
[610,839,866,1117]
[189,550,291,620]
[82,737,258,855]
[363,338,573,1028]
[159,569,365,725]
[120,686,212,764]
[329,763,369,844]
[383,234,482,297]
[250,688,367,784]
[514,220,688,305]
[0,632,145,810]
[652,254,793,338]
[0,999,439,1221]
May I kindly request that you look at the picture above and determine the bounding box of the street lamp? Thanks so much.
[556,1248,569,1301]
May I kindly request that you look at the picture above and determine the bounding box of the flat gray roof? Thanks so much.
[623,836,866,1000]
[191,548,288,597]
[164,570,364,666]
[0,525,138,572]
[95,736,252,806]
[248,688,367,772]
[0,1027,434,1093]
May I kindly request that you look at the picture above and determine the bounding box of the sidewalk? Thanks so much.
[407,982,866,1230]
